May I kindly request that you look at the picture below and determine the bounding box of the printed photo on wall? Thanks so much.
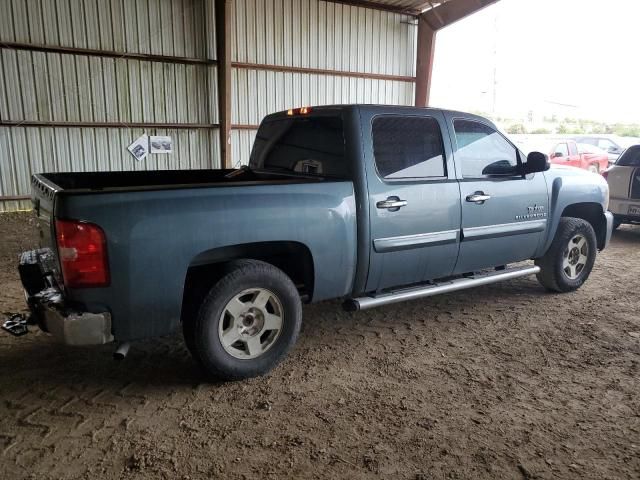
[150,136,173,154]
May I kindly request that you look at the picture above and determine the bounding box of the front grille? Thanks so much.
[631,168,640,199]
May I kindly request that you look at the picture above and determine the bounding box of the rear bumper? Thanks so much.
[19,249,114,345]
[28,288,114,345]
[603,211,614,249]
[609,197,640,216]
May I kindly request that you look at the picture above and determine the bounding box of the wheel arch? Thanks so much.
[180,241,315,325]
[560,202,608,250]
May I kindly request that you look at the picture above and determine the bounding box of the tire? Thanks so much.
[588,164,599,174]
[535,217,597,293]
[190,260,302,380]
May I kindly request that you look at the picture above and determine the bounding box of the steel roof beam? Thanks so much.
[415,0,500,107]
[323,1,422,16]
[421,0,499,30]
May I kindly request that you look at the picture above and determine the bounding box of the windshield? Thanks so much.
[249,116,348,178]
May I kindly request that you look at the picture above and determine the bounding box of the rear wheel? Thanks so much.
[535,217,597,292]
[188,260,302,380]
[588,164,599,174]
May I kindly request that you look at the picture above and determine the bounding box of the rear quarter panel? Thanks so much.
[55,182,357,341]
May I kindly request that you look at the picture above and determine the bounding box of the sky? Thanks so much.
[429,0,639,123]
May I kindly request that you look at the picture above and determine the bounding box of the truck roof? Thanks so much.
[262,104,494,126]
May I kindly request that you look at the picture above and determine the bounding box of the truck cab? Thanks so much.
[358,107,549,291]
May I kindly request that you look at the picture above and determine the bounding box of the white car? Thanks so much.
[604,145,640,229]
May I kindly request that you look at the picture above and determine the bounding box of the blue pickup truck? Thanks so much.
[10,105,613,379]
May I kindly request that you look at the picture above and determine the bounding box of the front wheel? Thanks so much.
[189,260,302,380]
[535,217,597,292]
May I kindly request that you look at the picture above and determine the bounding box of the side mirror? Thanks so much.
[608,146,620,154]
[552,152,564,159]
[523,151,550,174]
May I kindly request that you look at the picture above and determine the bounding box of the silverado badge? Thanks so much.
[516,204,547,220]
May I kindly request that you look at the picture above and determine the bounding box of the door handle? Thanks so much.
[376,198,408,210]
[466,193,491,204]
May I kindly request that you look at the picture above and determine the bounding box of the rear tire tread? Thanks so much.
[189,260,302,380]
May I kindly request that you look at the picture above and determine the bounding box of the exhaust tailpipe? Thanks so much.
[113,342,130,360]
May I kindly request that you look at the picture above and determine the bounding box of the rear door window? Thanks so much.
[371,116,446,179]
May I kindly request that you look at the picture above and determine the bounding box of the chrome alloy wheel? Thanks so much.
[218,288,284,359]
[562,234,589,280]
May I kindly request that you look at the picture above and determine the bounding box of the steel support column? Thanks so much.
[215,0,233,168]
[414,17,436,107]
[414,0,500,107]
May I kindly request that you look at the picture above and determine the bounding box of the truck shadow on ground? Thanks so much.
[0,224,635,400]
[612,224,640,242]
[0,277,548,395]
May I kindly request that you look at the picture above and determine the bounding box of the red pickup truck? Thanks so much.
[549,140,609,173]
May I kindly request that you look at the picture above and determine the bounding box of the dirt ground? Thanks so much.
[0,211,638,480]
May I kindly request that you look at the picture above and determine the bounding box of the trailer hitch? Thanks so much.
[1,313,32,337]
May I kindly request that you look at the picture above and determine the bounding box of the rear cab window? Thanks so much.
[453,119,520,177]
[371,116,446,180]
[617,145,640,167]
[249,115,348,178]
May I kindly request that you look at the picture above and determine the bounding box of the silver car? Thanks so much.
[604,145,640,229]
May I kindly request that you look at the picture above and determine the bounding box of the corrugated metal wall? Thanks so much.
[230,0,417,165]
[0,0,220,211]
[1,0,418,208]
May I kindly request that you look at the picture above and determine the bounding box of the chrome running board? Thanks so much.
[346,265,540,311]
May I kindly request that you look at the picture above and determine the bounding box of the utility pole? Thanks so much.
[491,12,498,115]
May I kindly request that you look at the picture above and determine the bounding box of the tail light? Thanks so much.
[55,219,109,288]
[602,169,609,179]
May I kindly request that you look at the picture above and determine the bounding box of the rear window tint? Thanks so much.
[617,145,640,167]
[249,116,347,178]
[372,116,446,179]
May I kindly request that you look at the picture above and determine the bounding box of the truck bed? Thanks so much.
[33,169,326,196]
[31,169,358,341]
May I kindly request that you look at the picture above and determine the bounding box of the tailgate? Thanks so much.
[30,174,63,283]
[31,174,59,249]
[607,166,635,199]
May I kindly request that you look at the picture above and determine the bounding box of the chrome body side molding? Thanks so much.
[373,229,459,253]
